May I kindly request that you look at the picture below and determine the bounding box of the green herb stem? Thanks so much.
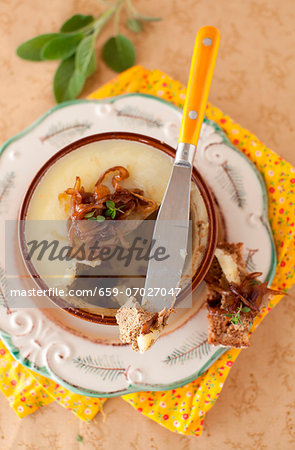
[126,0,137,17]
[114,0,125,35]
[93,5,117,37]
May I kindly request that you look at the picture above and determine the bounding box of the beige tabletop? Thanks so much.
[1,0,295,448]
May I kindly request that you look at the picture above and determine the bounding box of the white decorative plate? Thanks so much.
[0,94,276,396]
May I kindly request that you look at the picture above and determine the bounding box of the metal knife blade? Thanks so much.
[142,143,195,312]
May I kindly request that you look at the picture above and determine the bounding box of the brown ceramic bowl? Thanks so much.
[19,132,218,324]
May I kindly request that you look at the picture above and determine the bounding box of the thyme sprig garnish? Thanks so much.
[84,211,105,222]
[105,200,124,218]
[225,302,251,326]
[84,200,124,221]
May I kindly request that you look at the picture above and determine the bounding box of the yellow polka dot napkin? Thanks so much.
[0,66,294,435]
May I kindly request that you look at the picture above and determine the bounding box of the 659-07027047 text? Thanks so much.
[9,286,182,298]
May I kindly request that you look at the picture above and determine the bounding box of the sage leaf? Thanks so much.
[75,35,96,75]
[126,18,142,32]
[67,69,86,99]
[102,34,135,72]
[53,57,86,103]
[41,33,84,60]
[242,306,251,313]
[60,14,94,32]
[16,33,60,61]
[54,57,75,102]
[84,51,96,77]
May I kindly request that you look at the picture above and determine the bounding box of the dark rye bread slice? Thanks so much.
[207,312,252,348]
[205,242,255,348]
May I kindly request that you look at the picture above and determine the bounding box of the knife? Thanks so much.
[142,26,220,312]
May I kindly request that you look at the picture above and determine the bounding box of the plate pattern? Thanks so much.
[0,94,276,396]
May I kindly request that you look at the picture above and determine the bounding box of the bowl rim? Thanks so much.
[18,131,218,324]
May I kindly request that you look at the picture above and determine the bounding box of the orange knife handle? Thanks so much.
[178,26,220,148]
